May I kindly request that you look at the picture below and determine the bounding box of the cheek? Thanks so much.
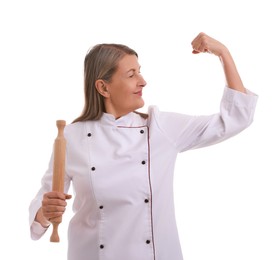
[109,82,138,105]
[113,87,132,100]
[110,89,130,105]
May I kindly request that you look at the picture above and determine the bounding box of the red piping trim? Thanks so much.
[116,125,156,259]
[147,126,156,260]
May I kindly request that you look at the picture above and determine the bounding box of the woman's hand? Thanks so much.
[191,32,228,57]
[35,191,72,228]
[42,191,72,221]
[191,32,246,93]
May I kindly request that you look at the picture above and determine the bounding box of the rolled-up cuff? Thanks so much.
[30,221,49,240]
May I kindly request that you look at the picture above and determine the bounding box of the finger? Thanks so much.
[191,32,206,45]
[43,205,66,213]
[49,216,63,223]
[193,43,207,53]
[44,211,64,221]
[42,197,68,207]
[45,191,68,199]
[191,38,200,51]
[191,32,207,46]
[42,205,66,220]
[191,33,207,53]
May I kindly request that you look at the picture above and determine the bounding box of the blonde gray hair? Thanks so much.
[73,44,138,123]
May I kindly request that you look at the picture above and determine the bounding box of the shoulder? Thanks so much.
[147,105,190,124]
[64,121,95,139]
[65,121,85,132]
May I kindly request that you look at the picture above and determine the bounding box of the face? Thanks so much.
[103,54,147,118]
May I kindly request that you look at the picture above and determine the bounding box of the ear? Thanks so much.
[95,79,110,98]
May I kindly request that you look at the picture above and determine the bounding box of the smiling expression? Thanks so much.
[102,54,147,118]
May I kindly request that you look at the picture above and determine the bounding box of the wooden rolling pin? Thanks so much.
[50,120,66,242]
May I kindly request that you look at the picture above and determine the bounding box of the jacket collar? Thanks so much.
[99,112,146,127]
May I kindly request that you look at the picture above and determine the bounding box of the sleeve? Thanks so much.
[28,150,71,240]
[30,221,49,240]
[150,86,258,153]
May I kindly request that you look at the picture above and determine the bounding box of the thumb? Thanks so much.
[65,194,72,200]
[192,50,200,54]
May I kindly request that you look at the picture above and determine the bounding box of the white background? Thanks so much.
[1,0,278,259]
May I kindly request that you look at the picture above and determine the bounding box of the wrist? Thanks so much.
[219,48,231,62]
[35,208,50,228]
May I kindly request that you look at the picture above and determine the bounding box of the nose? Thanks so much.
[139,74,147,88]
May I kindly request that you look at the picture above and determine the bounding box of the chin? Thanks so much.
[136,99,145,110]
[128,98,145,112]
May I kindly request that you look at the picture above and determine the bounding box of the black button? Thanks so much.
[100,244,104,249]
[91,167,96,171]
[99,205,104,209]
[144,199,149,203]
[141,160,146,165]
[87,133,92,137]
[140,130,144,134]
[146,240,151,244]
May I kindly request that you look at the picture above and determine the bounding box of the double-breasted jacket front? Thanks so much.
[29,87,258,260]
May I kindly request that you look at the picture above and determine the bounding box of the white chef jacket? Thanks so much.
[29,87,257,260]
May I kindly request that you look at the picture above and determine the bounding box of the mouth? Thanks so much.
[134,90,142,97]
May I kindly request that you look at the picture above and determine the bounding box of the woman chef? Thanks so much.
[29,32,258,260]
